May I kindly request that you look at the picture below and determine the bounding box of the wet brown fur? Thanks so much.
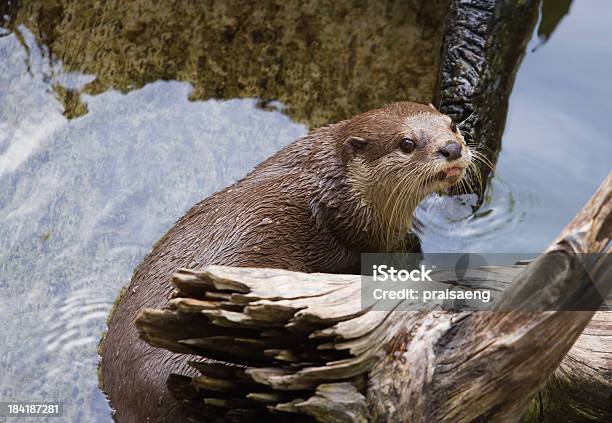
[100,102,470,422]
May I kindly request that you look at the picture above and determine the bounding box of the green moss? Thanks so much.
[12,0,448,128]
[53,84,89,119]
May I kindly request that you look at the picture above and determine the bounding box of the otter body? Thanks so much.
[100,102,472,422]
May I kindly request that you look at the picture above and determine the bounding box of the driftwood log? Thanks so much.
[136,174,611,422]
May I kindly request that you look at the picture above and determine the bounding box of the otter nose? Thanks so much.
[439,141,462,161]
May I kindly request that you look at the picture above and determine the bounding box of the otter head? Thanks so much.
[338,101,473,249]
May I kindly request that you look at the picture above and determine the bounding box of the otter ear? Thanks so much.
[428,103,438,111]
[344,136,369,155]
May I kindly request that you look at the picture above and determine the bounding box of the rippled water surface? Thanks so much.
[0,26,307,422]
[0,1,611,422]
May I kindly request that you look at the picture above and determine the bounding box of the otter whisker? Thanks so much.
[375,164,408,249]
[458,109,476,128]
[466,142,495,154]
[461,176,472,197]
[381,163,421,216]
[469,147,496,166]
[465,160,484,194]
[402,163,434,226]
[470,150,496,173]
[384,165,423,250]
[390,163,428,250]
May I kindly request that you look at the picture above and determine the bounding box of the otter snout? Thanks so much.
[439,141,462,161]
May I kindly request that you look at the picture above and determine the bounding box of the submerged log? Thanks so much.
[136,173,611,422]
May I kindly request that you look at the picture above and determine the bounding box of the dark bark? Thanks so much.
[435,0,541,199]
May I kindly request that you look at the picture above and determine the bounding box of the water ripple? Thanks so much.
[414,175,535,253]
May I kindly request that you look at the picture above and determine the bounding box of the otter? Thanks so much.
[100,102,473,422]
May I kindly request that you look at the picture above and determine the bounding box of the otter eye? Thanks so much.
[450,121,458,132]
[399,138,415,153]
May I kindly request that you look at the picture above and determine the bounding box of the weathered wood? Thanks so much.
[519,169,612,422]
[521,311,612,422]
[136,174,611,422]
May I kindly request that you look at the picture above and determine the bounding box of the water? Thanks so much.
[0,1,610,422]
